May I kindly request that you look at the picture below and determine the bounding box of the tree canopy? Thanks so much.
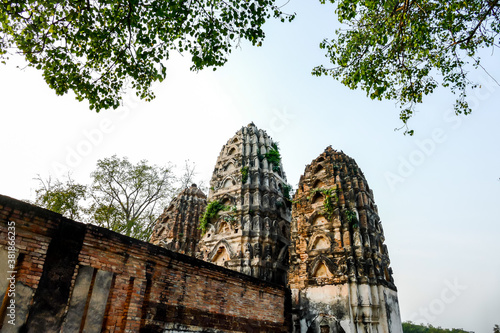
[0,0,293,110]
[32,156,202,241]
[402,321,473,333]
[34,175,86,220]
[314,0,500,134]
[1,1,498,132]
[87,155,175,240]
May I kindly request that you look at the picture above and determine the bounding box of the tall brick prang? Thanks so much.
[288,146,402,333]
[196,123,292,284]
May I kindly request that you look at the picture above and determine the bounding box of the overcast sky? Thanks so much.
[1,1,499,332]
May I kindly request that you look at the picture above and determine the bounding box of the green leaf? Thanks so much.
[0,0,295,111]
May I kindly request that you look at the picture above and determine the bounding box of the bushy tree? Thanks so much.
[33,175,86,220]
[33,155,200,241]
[402,321,473,333]
[86,155,175,240]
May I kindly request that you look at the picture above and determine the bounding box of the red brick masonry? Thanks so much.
[0,194,291,332]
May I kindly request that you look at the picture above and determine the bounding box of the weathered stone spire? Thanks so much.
[150,184,207,256]
[196,123,291,284]
[288,146,402,333]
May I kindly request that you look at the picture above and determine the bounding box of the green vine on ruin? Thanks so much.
[241,166,249,184]
[264,142,281,173]
[223,205,238,223]
[199,201,236,235]
[282,183,292,202]
[311,188,338,220]
[345,209,358,228]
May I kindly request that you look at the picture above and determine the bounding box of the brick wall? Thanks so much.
[0,195,291,332]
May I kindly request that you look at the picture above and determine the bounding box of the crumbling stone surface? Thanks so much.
[288,146,401,333]
[196,123,291,285]
[289,146,396,290]
[150,184,207,257]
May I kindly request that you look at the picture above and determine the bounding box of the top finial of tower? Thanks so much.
[247,122,256,127]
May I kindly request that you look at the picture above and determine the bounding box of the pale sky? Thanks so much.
[1,2,499,332]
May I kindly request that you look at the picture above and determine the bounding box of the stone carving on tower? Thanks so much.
[288,147,402,333]
[196,123,292,284]
[150,184,207,257]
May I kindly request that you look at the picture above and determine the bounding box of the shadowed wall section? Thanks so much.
[0,194,291,332]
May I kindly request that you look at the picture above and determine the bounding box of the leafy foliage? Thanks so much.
[322,189,336,220]
[344,209,358,228]
[264,143,282,173]
[33,155,178,241]
[314,0,500,134]
[241,166,249,183]
[87,155,175,241]
[223,205,238,223]
[402,321,473,333]
[34,175,86,220]
[494,324,500,333]
[199,200,234,235]
[0,0,294,110]
[311,188,337,220]
[282,183,292,201]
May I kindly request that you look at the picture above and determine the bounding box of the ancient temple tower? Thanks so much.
[150,184,207,256]
[196,123,291,284]
[288,147,402,333]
